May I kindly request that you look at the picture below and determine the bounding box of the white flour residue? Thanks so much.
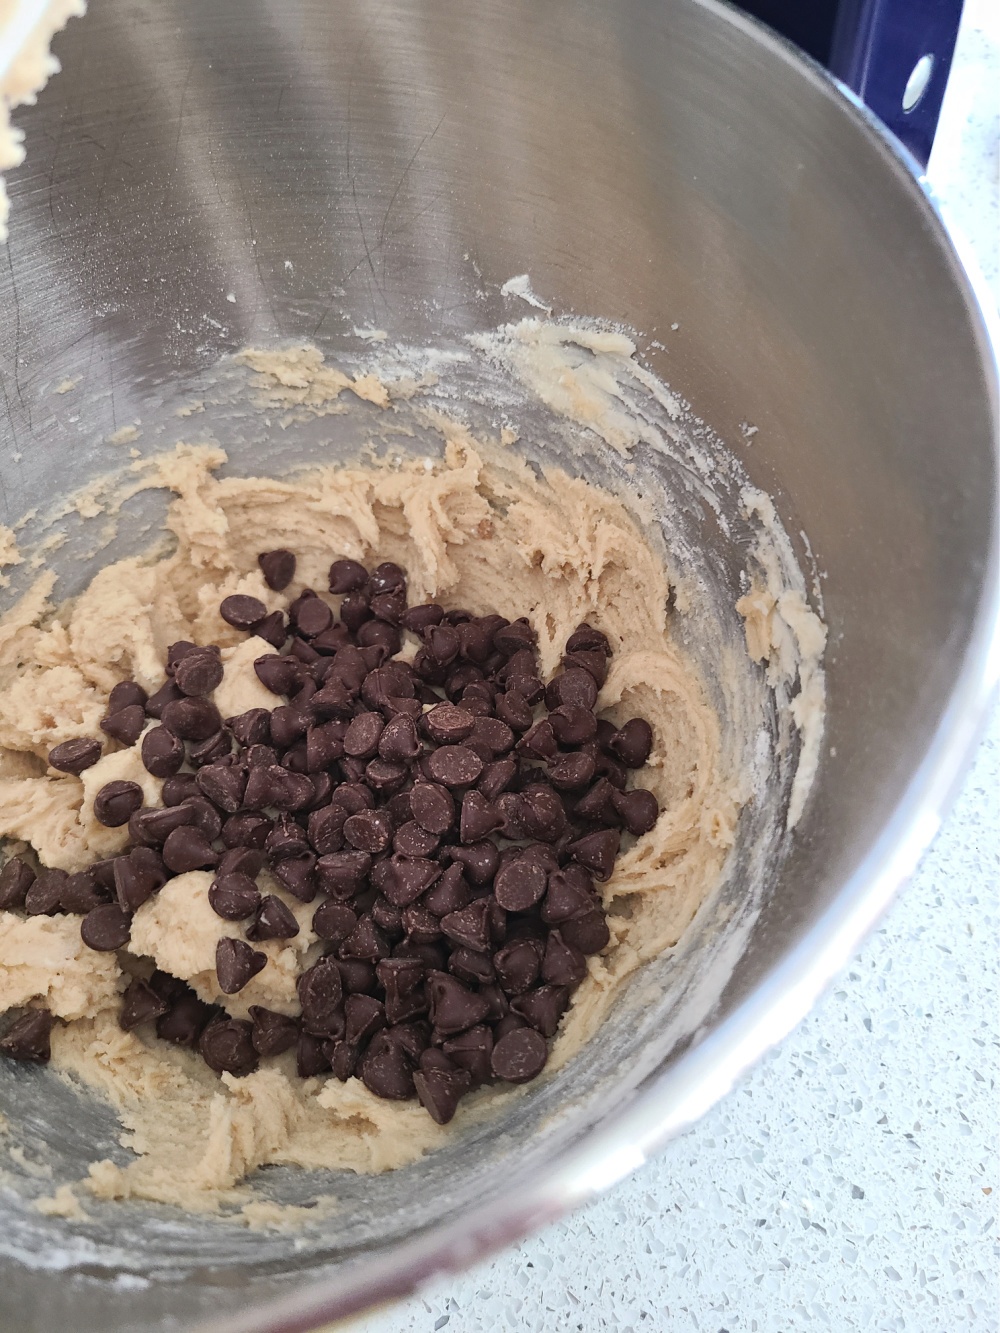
[500,274,553,313]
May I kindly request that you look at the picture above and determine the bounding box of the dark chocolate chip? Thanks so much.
[81,903,131,951]
[216,937,268,994]
[173,649,225,698]
[541,866,596,923]
[494,618,537,657]
[221,811,273,849]
[162,825,219,873]
[446,840,500,887]
[545,667,598,711]
[469,716,514,756]
[265,813,310,859]
[494,937,544,995]
[209,873,261,921]
[113,848,166,913]
[490,1025,547,1083]
[337,913,391,962]
[297,958,344,1036]
[255,611,289,649]
[516,718,558,762]
[196,761,248,813]
[273,852,318,903]
[305,721,346,772]
[368,561,406,597]
[296,1031,331,1077]
[568,828,621,880]
[401,602,444,633]
[294,596,333,638]
[249,1005,299,1056]
[494,858,548,912]
[422,864,470,917]
[409,782,454,836]
[565,622,612,656]
[258,548,296,591]
[199,1017,258,1076]
[562,649,609,687]
[511,983,570,1037]
[188,730,232,767]
[448,947,495,986]
[161,697,223,743]
[228,708,272,747]
[425,745,483,788]
[560,911,611,955]
[141,725,185,777]
[442,1025,493,1085]
[413,1062,472,1124]
[93,780,143,827]
[519,785,567,843]
[548,704,597,746]
[48,737,102,775]
[312,898,358,944]
[328,558,369,594]
[541,930,588,986]
[611,786,659,835]
[220,594,268,631]
[364,757,408,793]
[378,714,420,763]
[100,703,146,746]
[217,846,265,879]
[610,718,654,768]
[376,958,428,1025]
[393,820,439,858]
[109,681,149,712]
[316,850,372,899]
[440,899,491,953]
[145,679,184,719]
[307,804,347,856]
[0,857,34,910]
[459,790,501,843]
[343,710,384,759]
[253,654,302,696]
[423,703,474,745]
[478,757,518,801]
[246,894,300,941]
[381,856,441,908]
[244,764,314,812]
[24,869,67,916]
[119,978,169,1030]
[0,1009,53,1062]
[343,808,393,853]
[548,751,597,791]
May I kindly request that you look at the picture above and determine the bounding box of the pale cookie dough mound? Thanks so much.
[0,431,742,1211]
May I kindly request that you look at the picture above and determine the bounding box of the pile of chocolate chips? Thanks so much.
[0,552,658,1125]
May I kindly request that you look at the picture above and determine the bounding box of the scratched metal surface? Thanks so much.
[0,1,995,1330]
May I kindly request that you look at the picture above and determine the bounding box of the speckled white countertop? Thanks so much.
[352,5,1000,1330]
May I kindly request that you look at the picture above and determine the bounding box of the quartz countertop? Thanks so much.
[353,4,1000,1328]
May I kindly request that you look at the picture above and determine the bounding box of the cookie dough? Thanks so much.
[0,428,740,1212]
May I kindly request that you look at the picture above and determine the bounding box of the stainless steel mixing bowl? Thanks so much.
[0,1,996,1329]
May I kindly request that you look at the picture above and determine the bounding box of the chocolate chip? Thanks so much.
[109,681,149,712]
[545,667,598,711]
[246,894,300,941]
[218,846,265,879]
[548,751,597,791]
[293,596,333,638]
[402,904,443,945]
[560,911,611,955]
[99,703,146,746]
[365,561,405,597]
[494,858,547,912]
[422,864,471,917]
[548,704,597,746]
[24,869,66,916]
[364,757,408,793]
[338,913,391,962]
[344,711,384,759]
[541,866,595,923]
[109,849,162,913]
[425,745,483,788]
[381,856,441,907]
[157,992,214,1050]
[265,813,311,858]
[93,780,143,827]
[490,1025,547,1083]
[254,654,302,696]
[494,618,537,657]
[337,590,370,632]
[0,857,34,910]
[610,718,654,768]
[562,649,609,687]
[162,825,218,873]
[161,697,222,742]
[611,786,659,835]
[511,983,570,1037]
[81,903,131,951]
[541,930,588,986]
[573,776,618,824]
[457,790,500,844]
[328,558,369,594]
[312,898,358,944]
[48,737,102,775]
[378,715,420,763]
[469,716,514,756]
[494,937,544,995]
[209,873,261,920]
[258,548,296,591]
[391,820,438,859]
[220,594,268,631]
[227,708,271,747]
[248,1005,299,1056]
[221,811,273,849]
[409,782,454,836]
[376,958,428,1025]
[401,603,444,633]
[519,785,567,843]
[119,978,169,1030]
[305,721,345,772]
[244,764,314,812]
[273,852,318,903]
[166,641,199,673]
[169,648,222,698]
[195,761,248,813]
[0,1009,53,1063]
[145,679,184,719]
[423,703,475,745]
[343,808,393,853]
[413,1062,472,1124]
[568,828,620,880]
[188,730,232,767]
[141,725,185,777]
[295,1031,331,1077]
[307,804,347,856]
[358,1030,415,1099]
[199,1017,259,1076]
[442,1025,493,1084]
[316,850,372,899]
[255,610,289,648]
[446,840,500,887]
[216,937,268,993]
[440,899,491,953]
[58,869,107,912]
[478,757,517,801]
[448,947,495,986]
